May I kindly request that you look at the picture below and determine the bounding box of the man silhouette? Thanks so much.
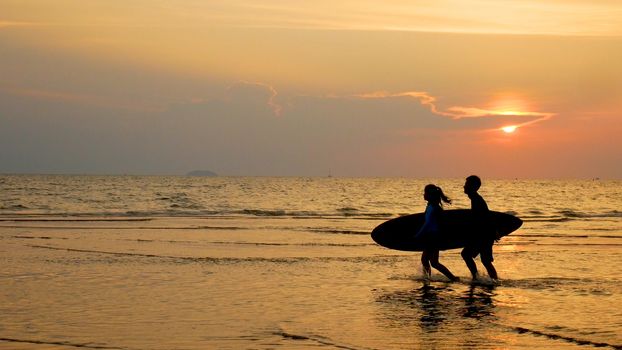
[461,175,498,280]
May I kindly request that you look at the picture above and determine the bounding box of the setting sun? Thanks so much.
[501,125,518,133]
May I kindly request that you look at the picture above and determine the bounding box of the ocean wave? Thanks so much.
[535,243,622,246]
[520,209,622,223]
[26,244,408,265]
[558,210,622,219]
[0,336,124,350]
[307,228,371,235]
[0,204,29,210]
[522,217,573,223]
[209,241,372,247]
[518,233,622,239]
[274,330,364,350]
[236,209,392,219]
[0,209,390,219]
[0,218,152,222]
[2,206,620,222]
[241,209,288,216]
[505,325,622,349]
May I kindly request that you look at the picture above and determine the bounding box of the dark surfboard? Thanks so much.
[371,209,522,252]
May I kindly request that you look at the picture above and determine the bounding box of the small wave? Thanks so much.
[26,245,407,264]
[559,210,622,219]
[523,218,574,222]
[209,241,372,247]
[0,204,29,210]
[197,226,248,230]
[521,210,622,222]
[523,217,573,223]
[27,245,313,264]
[0,224,249,231]
[363,213,394,218]
[498,277,591,291]
[274,330,377,350]
[560,210,587,218]
[506,325,622,349]
[241,209,287,216]
[118,238,197,244]
[536,243,622,246]
[519,233,588,238]
[337,207,361,217]
[0,209,394,219]
[337,207,359,212]
[519,233,622,239]
[307,228,370,235]
[12,235,56,240]
[0,336,125,349]
[124,209,223,217]
[239,208,392,218]
[239,209,332,217]
[0,218,152,222]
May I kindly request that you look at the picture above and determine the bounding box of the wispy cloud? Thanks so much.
[0,20,39,28]
[227,81,283,117]
[355,90,555,129]
[1,86,160,112]
[187,0,622,37]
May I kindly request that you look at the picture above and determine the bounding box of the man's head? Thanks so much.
[464,175,481,194]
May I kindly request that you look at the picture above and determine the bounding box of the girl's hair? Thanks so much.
[424,184,452,207]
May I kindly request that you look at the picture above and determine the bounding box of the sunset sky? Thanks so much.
[1,0,621,178]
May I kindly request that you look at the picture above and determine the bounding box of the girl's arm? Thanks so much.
[415,220,430,238]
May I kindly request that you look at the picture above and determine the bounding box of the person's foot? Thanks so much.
[450,276,461,282]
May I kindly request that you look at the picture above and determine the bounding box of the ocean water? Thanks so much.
[1,175,621,349]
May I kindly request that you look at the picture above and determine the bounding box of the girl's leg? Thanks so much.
[429,250,460,281]
[421,251,431,278]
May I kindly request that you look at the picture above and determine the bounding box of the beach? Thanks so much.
[1,176,621,349]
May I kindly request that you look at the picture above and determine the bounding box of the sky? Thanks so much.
[1,0,621,178]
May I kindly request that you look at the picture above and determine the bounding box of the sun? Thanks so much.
[501,125,518,133]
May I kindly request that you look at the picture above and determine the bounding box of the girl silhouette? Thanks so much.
[415,184,459,281]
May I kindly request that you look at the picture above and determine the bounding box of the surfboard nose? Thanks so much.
[370,223,388,246]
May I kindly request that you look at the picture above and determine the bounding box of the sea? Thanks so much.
[1,175,621,350]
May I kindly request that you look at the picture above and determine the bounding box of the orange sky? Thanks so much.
[1,1,621,177]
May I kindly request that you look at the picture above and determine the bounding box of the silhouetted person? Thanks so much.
[415,184,460,282]
[461,175,498,280]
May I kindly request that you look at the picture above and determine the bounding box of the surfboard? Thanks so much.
[371,209,522,252]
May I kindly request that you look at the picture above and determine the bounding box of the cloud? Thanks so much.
[354,90,555,130]
[226,81,283,116]
[0,86,159,112]
[187,1,622,36]
[0,20,40,28]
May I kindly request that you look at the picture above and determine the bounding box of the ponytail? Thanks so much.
[438,187,452,206]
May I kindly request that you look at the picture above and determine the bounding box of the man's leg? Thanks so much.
[461,247,479,279]
[480,242,498,280]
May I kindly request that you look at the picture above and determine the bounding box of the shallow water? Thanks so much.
[1,176,621,349]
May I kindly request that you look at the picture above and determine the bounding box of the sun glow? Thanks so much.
[501,125,518,133]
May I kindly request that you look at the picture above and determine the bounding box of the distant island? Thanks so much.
[186,170,218,177]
